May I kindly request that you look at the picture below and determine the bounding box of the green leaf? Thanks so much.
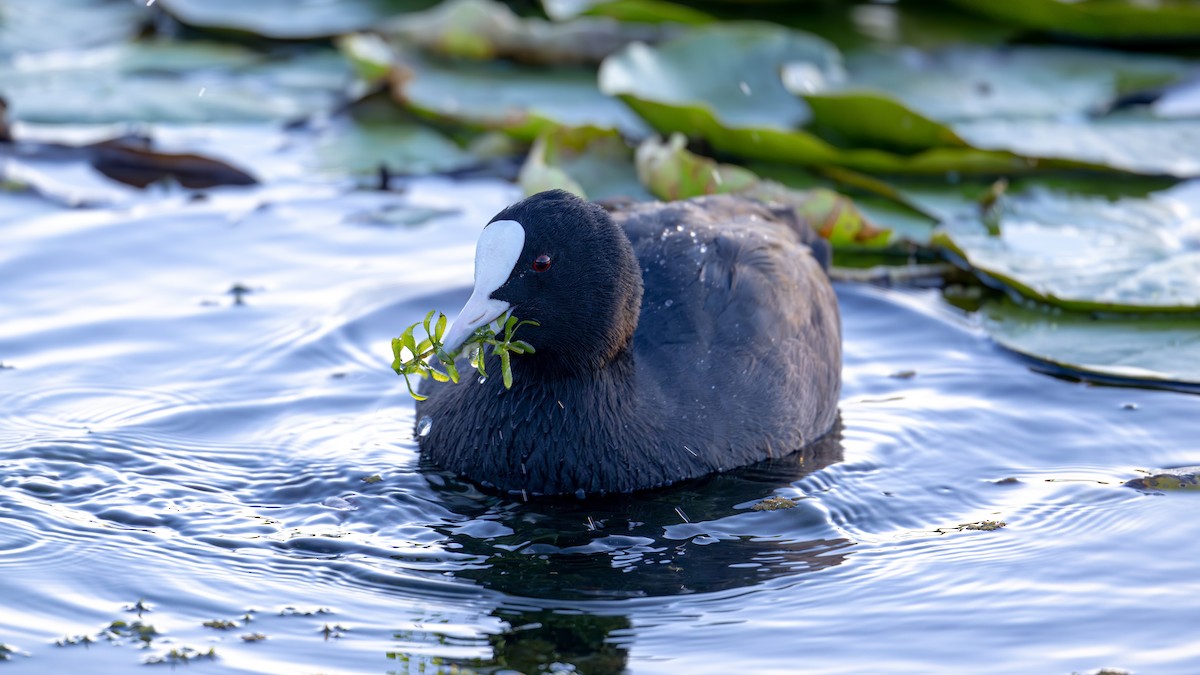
[542,0,715,24]
[510,340,536,354]
[598,26,1095,175]
[315,116,474,179]
[341,38,648,140]
[381,0,679,66]
[444,360,460,384]
[935,181,1200,311]
[400,326,418,355]
[156,0,439,39]
[402,373,428,401]
[519,127,652,201]
[390,338,406,374]
[944,0,1200,41]
[805,45,1199,177]
[435,312,448,341]
[423,309,436,336]
[636,135,892,248]
[600,22,842,132]
[802,90,968,153]
[980,297,1200,387]
[500,349,513,389]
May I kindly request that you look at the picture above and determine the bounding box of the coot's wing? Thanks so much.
[612,196,841,469]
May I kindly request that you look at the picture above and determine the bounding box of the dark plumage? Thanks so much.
[416,190,841,497]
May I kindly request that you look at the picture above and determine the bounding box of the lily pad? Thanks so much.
[636,135,890,247]
[0,0,146,57]
[0,42,355,124]
[155,0,438,39]
[953,114,1200,178]
[800,45,1199,176]
[945,0,1200,41]
[981,298,1200,387]
[381,0,677,65]
[315,121,472,178]
[340,33,646,139]
[936,180,1200,311]
[599,26,1095,174]
[600,22,843,133]
[826,46,1190,123]
[518,128,650,201]
[313,97,474,178]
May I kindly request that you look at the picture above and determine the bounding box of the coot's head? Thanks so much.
[441,190,644,375]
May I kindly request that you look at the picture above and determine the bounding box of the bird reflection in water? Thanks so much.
[409,422,850,674]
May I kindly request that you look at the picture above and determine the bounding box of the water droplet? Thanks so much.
[699,244,707,253]
[664,299,673,307]
[675,224,684,232]
[478,375,488,384]
[416,416,432,437]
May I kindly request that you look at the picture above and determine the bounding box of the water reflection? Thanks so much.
[417,426,851,672]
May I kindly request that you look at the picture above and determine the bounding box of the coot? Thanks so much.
[416,189,841,497]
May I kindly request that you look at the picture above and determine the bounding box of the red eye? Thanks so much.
[532,254,552,272]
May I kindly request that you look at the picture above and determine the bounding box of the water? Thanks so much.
[2,171,1200,674]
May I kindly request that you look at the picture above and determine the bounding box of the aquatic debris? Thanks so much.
[105,620,159,645]
[55,634,95,648]
[279,606,332,617]
[202,619,238,630]
[888,370,917,379]
[124,598,153,616]
[361,474,383,484]
[0,643,18,660]
[936,520,1007,534]
[1125,467,1200,491]
[322,624,347,640]
[144,646,217,666]
[241,633,267,642]
[752,496,799,511]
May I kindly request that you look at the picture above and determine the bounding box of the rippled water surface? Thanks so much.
[3,173,1200,674]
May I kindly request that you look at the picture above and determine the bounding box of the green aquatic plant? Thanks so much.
[391,310,538,400]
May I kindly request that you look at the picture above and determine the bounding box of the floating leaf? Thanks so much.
[0,42,354,124]
[338,34,647,139]
[518,127,651,201]
[1126,467,1200,491]
[0,0,146,57]
[636,135,890,247]
[155,0,438,39]
[803,90,968,153]
[542,0,715,24]
[381,0,678,65]
[936,180,1200,311]
[600,22,842,134]
[394,55,648,140]
[600,26,1093,174]
[314,98,474,178]
[801,45,1199,176]
[944,0,1200,41]
[981,298,1200,388]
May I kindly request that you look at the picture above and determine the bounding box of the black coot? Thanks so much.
[415,189,841,497]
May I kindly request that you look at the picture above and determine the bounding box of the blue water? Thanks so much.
[2,173,1199,674]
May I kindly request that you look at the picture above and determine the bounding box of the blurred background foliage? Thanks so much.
[1,0,1198,387]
